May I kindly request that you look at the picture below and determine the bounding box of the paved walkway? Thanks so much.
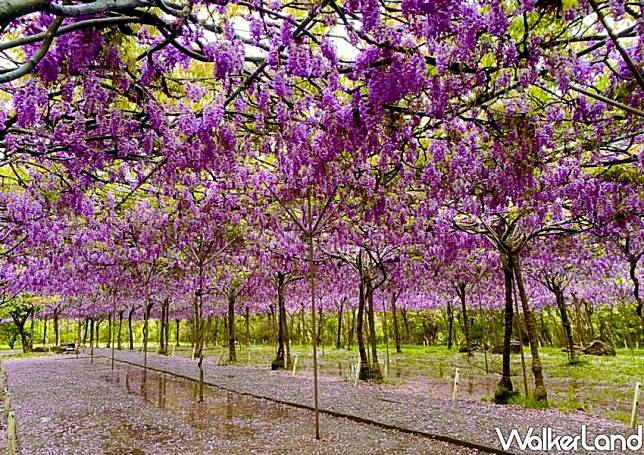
[4,355,482,454]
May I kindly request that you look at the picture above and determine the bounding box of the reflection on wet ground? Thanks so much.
[102,365,290,440]
[88,360,470,454]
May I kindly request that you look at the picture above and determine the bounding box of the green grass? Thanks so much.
[163,342,644,383]
[539,347,644,384]
[508,393,550,410]
[607,412,635,426]
[0,351,54,360]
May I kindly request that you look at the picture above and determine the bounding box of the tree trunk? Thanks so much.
[89,319,95,349]
[175,319,180,346]
[512,255,548,404]
[584,299,595,339]
[381,298,389,370]
[189,318,195,350]
[159,300,167,353]
[225,313,230,345]
[42,317,47,346]
[19,325,31,353]
[317,304,324,346]
[446,301,454,349]
[53,313,60,347]
[245,306,251,346]
[164,302,170,351]
[273,273,290,369]
[401,308,410,343]
[456,283,472,356]
[365,276,382,380]
[95,319,102,348]
[629,257,644,335]
[228,293,237,362]
[89,318,95,362]
[347,308,355,350]
[300,302,306,344]
[357,278,370,379]
[82,318,89,347]
[391,293,402,353]
[571,295,586,346]
[128,307,135,350]
[495,252,516,404]
[11,308,33,353]
[76,316,82,355]
[554,286,576,362]
[336,298,344,349]
[194,279,205,403]
[107,315,112,348]
[143,301,154,381]
[30,311,34,347]
[289,313,295,348]
[117,310,124,350]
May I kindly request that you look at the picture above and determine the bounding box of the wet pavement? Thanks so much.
[4,356,484,454]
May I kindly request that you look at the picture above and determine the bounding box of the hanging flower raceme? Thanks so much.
[353,46,427,107]
[205,39,245,83]
[401,0,457,36]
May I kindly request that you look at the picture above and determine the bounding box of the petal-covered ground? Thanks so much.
[4,356,486,455]
[92,349,639,455]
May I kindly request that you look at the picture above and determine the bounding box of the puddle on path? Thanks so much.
[95,363,464,454]
[101,365,290,440]
[9,358,494,455]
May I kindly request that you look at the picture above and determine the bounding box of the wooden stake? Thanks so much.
[7,411,16,455]
[292,354,298,377]
[4,391,11,421]
[631,382,641,429]
[452,368,460,403]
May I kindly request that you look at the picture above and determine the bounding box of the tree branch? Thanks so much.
[588,0,644,91]
[0,15,63,83]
